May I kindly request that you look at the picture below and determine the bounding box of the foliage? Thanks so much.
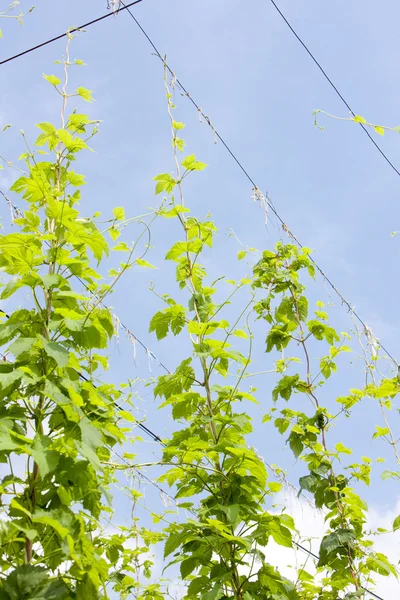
[0,37,163,599]
[1,16,399,600]
[0,1,34,39]
[142,68,399,598]
[313,109,400,137]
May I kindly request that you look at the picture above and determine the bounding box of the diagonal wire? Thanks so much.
[268,0,400,178]
[0,0,397,364]
[0,301,391,600]
[293,542,384,600]
[0,305,166,443]
[120,2,398,367]
[0,2,397,362]
[0,18,392,595]
[0,291,388,600]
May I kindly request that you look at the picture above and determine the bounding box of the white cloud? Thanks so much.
[107,490,400,598]
[264,490,400,598]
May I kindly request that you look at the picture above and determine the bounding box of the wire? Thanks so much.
[120,1,257,186]
[113,441,385,600]
[293,542,384,600]
[0,16,395,593]
[0,305,167,443]
[1,0,396,182]
[0,0,144,67]
[0,3,397,363]
[120,6,398,367]
[76,370,166,444]
[268,0,400,178]
[0,313,389,598]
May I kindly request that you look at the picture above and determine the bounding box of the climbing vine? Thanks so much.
[0,1,33,38]
[0,35,164,599]
[138,68,398,598]
[0,16,399,600]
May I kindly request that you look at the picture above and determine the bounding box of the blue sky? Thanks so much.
[1,0,400,595]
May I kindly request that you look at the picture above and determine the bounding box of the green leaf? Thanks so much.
[164,531,185,558]
[318,529,356,567]
[76,576,98,600]
[238,250,246,260]
[109,227,121,241]
[32,510,69,538]
[233,329,248,339]
[220,504,240,523]
[57,486,71,506]
[172,120,185,130]
[374,125,385,136]
[335,442,352,455]
[39,337,69,367]
[154,358,195,400]
[79,417,103,451]
[372,380,398,398]
[307,320,339,344]
[1,565,67,600]
[1,278,23,299]
[0,422,22,452]
[289,434,303,458]
[0,368,24,390]
[149,306,186,340]
[153,173,176,194]
[166,240,203,261]
[265,325,291,352]
[393,515,400,531]
[136,258,156,268]
[274,417,289,434]
[373,426,390,440]
[187,576,209,595]
[112,207,125,220]
[160,204,190,218]
[10,499,32,518]
[353,115,366,123]
[187,320,221,336]
[67,171,86,186]
[76,86,93,102]
[0,323,22,346]
[180,557,197,578]
[181,154,207,171]
[113,241,131,252]
[272,375,299,402]
[268,516,292,548]
[118,410,136,423]
[366,552,397,577]
[40,274,61,290]
[202,583,222,600]
[76,413,106,464]
[297,295,308,321]
[43,74,60,86]
[31,435,59,477]
[299,473,319,493]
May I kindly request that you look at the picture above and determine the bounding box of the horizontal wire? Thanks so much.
[0,0,144,66]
